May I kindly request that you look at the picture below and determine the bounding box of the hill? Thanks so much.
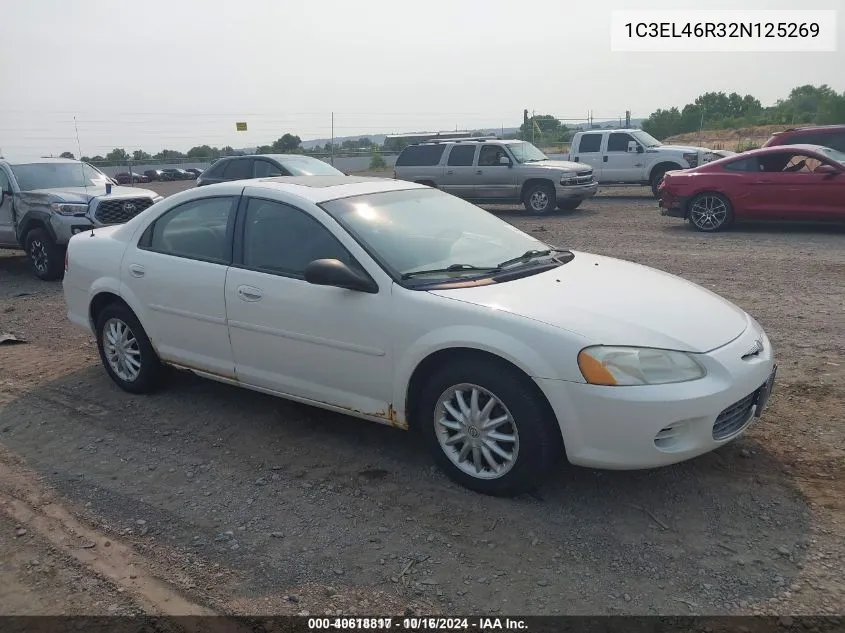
[664,124,792,151]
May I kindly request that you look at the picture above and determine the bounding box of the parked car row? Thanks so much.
[143,167,203,182]
[61,175,777,496]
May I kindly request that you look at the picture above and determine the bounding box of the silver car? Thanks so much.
[393,138,597,214]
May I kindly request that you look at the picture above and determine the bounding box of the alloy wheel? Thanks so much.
[690,195,728,230]
[102,317,142,382]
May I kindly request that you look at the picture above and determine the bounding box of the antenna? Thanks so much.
[74,116,95,237]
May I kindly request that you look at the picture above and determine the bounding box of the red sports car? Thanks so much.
[658,144,845,231]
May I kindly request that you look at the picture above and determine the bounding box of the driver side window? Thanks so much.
[478,145,507,167]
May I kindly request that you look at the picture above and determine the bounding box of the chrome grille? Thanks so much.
[95,197,154,224]
[712,390,758,440]
[573,169,594,184]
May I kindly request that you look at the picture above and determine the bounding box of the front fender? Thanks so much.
[391,324,565,425]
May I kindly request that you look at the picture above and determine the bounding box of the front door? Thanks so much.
[224,196,394,417]
[439,145,478,198]
[474,145,517,200]
[603,132,643,182]
[122,194,238,377]
[0,167,17,246]
[753,151,842,220]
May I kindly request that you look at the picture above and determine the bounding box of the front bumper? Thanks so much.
[534,319,776,470]
[555,181,599,200]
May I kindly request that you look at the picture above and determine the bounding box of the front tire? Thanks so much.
[557,199,583,211]
[95,304,166,394]
[417,359,562,496]
[688,192,734,232]
[24,228,64,281]
[524,183,556,215]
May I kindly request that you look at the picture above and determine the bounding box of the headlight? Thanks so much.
[578,345,706,386]
[682,152,699,166]
[50,203,89,216]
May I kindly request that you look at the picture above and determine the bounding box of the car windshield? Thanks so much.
[817,146,845,163]
[282,158,344,176]
[321,188,558,283]
[631,130,663,148]
[507,142,549,163]
[10,162,110,191]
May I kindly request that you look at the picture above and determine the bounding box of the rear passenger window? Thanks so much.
[222,159,252,180]
[578,134,602,153]
[826,133,845,152]
[395,145,447,167]
[447,145,476,166]
[723,157,760,172]
[142,197,236,263]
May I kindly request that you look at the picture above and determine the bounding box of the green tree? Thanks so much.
[520,114,561,140]
[369,146,387,169]
[270,133,302,153]
[153,149,184,160]
[187,145,219,159]
[59,151,75,159]
[106,148,129,164]
[132,150,151,161]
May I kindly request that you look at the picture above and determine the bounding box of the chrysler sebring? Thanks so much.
[63,177,777,496]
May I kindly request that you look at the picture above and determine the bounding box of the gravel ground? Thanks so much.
[1,180,843,617]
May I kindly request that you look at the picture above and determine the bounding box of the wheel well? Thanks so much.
[404,347,563,445]
[649,162,682,183]
[18,218,49,244]
[89,292,131,328]
[520,178,555,201]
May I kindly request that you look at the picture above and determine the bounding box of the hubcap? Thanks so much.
[529,190,549,211]
[30,240,48,274]
[690,196,728,229]
[434,383,519,480]
[102,318,142,382]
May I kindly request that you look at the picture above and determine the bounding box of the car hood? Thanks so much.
[656,144,713,153]
[524,159,591,173]
[428,251,749,353]
[19,185,156,203]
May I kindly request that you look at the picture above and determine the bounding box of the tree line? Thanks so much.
[57,83,845,165]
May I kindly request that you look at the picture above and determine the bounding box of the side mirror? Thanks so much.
[498,156,511,166]
[815,164,841,175]
[0,188,10,203]
[304,258,378,293]
[627,141,638,153]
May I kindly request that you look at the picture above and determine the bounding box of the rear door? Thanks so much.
[570,133,604,180]
[121,193,239,377]
[474,145,517,200]
[439,144,478,198]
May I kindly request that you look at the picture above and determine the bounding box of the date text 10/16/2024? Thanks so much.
[307,617,528,631]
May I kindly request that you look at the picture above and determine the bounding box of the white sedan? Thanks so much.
[62,176,777,496]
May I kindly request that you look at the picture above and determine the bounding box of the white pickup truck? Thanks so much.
[560,129,718,196]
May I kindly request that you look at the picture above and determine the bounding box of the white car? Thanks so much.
[62,176,777,496]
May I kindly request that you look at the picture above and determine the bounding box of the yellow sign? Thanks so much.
[235,122,247,131]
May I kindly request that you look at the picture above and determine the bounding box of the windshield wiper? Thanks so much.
[496,248,571,269]
[400,264,501,280]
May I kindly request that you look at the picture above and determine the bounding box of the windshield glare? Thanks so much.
[11,162,109,191]
[321,188,551,282]
[818,146,845,163]
[285,158,343,176]
[631,131,662,148]
[507,142,549,163]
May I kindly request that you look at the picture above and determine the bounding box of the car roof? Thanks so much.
[229,153,329,162]
[735,144,833,156]
[239,175,425,203]
[1,157,81,167]
[771,124,845,135]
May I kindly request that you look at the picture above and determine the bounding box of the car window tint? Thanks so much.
[147,197,235,263]
[447,145,476,166]
[0,169,11,191]
[607,133,635,152]
[826,132,845,152]
[578,134,602,153]
[204,161,226,178]
[723,157,760,172]
[222,158,252,180]
[253,160,285,178]
[395,145,446,167]
[478,145,507,166]
[242,198,351,276]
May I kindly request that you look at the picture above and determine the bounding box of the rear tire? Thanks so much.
[557,199,583,211]
[95,303,166,394]
[417,359,562,496]
[524,183,556,215]
[688,192,734,232]
[650,167,673,197]
[24,228,64,281]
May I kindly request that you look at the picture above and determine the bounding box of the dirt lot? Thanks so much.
[1,179,843,618]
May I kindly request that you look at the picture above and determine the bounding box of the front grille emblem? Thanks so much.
[742,338,764,359]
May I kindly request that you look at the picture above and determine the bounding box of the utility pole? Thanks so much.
[523,109,529,140]
[625,110,631,127]
[532,110,536,144]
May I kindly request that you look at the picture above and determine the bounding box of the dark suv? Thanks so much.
[197,154,343,186]
[762,125,845,152]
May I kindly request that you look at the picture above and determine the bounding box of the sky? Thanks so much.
[1,0,842,159]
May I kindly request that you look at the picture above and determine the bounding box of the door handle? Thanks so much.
[237,285,263,301]
[446,170,454,175]
[573,157,579,162]
[602,156,608,163]
[476,170,483,175]
[128,264,145,278]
